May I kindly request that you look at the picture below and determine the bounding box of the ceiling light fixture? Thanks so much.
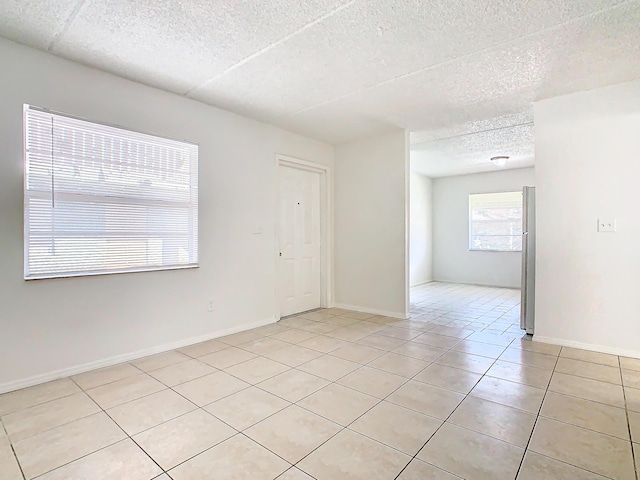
[490,156,509,167]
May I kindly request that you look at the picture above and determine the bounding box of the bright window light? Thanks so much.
[469,191,522,252]
[23,105,199,280]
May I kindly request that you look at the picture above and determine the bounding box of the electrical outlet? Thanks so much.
[597,219,616,233]
[207,300,215,312]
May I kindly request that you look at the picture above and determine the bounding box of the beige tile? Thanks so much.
[322,315,360,326]
[325,326,372,342]
[13,412,126,479]
[413,333,461,349]
[350,401,442,455]
[133,409,235,470]
[173,371,249,406]
[556,357,622,385]
[147,359,216,387]
[560,347,619,367]
[449,396,536,447]
[270,329,317,344]
[377,326,422,341]
[37,439,161,480]
[466,331,514,347]
[0,444,23,480]
[517,451,609,480]
[549,372,625,408]
[330,344,385,364]
[251,323,290,337]
[486,360,553,389]
[257,369,329,403]
[622,369,640,389]
[86,374,166,409]
[337,366,407,399]
[217,330,264,346]
[620,356,640,372]
[0,378,80,416]
[168,434,289,480]
[625,386,640,412]
[198,347,257,369]
[298,383,378,426]
[368,352,429,378]
[391,341,447,362]
[397,459,461,479]
[452,339,507,358]
[131,351,190,372]
[500,347,557,370]
[296,321,339,334]
[471,376,545,414]
[337,311,375,320]
[298,335,349,353]
[529,416,635,480]
[512,339,562,356]
[279,317,315,329]
[417,422,524,480]
[263,344,323,367]
[0,427,8,447]
[414,363,482,394]
[2,391,100,442]
[238,337,290,356]
[429,326,474,339]
[224,357,290,384]
[71,363,141,390]
[245,405,340,463]
[106,389,197,435]
[541,391,629,440]
[276,467,315,479]
[297,355,360,381]
[387,380,464,419]
[177,339,229,358]
[357,334,406,351]
[300,310,336,321]
[628,410,640,443]
[436,351,495,374]
[205,386,289,431]
[298,429,411,480]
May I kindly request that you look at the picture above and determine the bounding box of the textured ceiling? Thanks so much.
[1,0,639,176]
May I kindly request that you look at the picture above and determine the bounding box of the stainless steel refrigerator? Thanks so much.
[520,186,536,334]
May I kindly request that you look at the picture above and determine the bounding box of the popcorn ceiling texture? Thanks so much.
[0,0,638,169]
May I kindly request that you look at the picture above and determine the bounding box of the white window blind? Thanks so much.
[24,105,199,280]
[469,191,522,252]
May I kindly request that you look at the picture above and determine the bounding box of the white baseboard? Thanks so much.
[0,316,277,395]
[533,335,640,359]
[332,303,407,320]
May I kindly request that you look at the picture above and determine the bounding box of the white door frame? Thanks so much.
[275,154,332,319]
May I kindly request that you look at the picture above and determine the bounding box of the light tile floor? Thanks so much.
[1,282,639,479]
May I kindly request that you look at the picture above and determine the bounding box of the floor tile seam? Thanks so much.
[70,362,146,390]
[536,408,633,442]
[513,351,562,479]
[0,388,82,418]
[133,356,194,374]
[4,403,105,446]
[147,365,224,389]
[7,441,26,480]
[26,434,129,480]
[621,369,640,480]
[551,367,624,387]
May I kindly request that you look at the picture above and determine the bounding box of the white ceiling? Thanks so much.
[1,0,639,176]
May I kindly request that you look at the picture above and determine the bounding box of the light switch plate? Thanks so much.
[597,219,616,233]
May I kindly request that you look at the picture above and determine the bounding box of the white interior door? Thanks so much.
[279,164,322,317]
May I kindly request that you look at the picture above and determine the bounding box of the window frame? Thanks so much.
[23,104,199,280]
[468,190,523,253]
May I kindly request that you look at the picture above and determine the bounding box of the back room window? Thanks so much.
[24,105,199,280]
[469,191,522,252]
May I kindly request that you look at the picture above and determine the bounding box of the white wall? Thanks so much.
[534,80,640,357]
[410,172,433,286]
[0,38,334,392]
[334,131,408,318]
[432,168,535,288]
